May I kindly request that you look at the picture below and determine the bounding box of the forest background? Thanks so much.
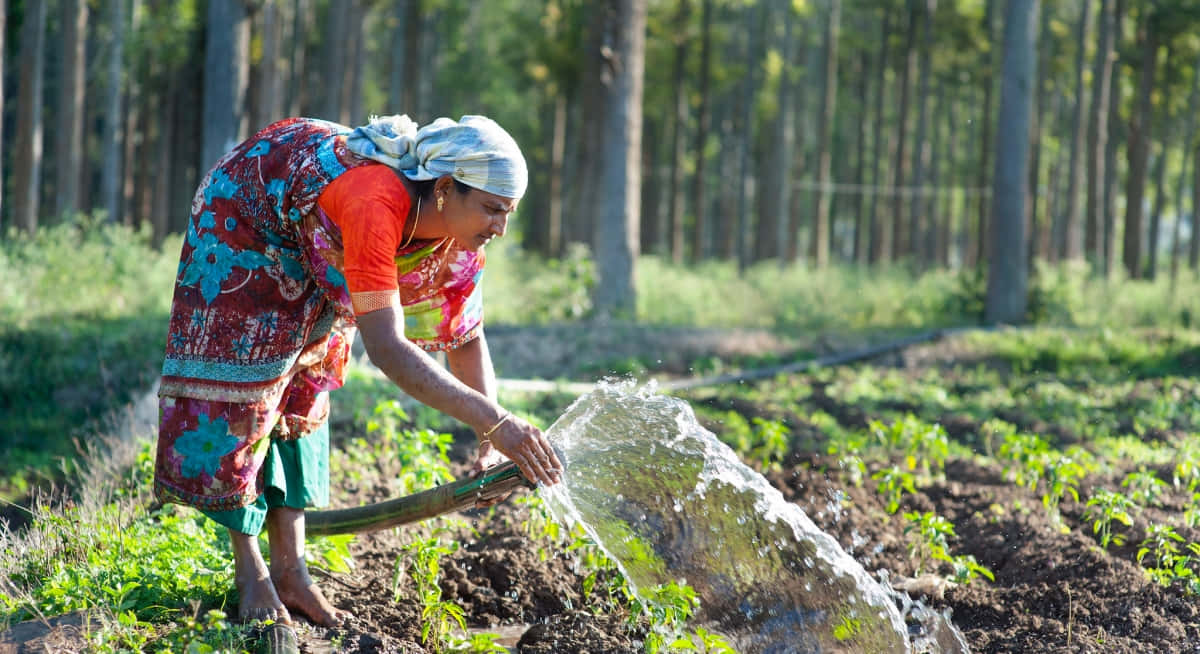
[6,0,1200,496]
[7,0,1200,315]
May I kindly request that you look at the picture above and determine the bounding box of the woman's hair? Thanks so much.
[409,177,472,201]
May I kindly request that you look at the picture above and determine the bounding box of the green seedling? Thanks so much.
[873,466,917,514]
[1084,489,1137,548]
[1122,469,1169,507]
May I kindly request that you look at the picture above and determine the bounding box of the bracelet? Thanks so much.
[482,413,511,439]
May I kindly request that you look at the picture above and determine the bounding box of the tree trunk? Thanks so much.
[591,0,646,318]
[974,1,998,269]
[344,2,366,124]
[908,0,933,269]
[763,0,798,263]
[1101,0,1126,278]
[986,0,1038,325]
[734,2,764,270]
[1122,15,1158,280]
[202,0,250,171]
[809,0,840,267]
[891,2,918,261]
[1086,0,1114,265]
[666,0,691,263]
[1192,143,1200,271]
[12,0,47,232]
[867,8,891,264]
[690,0,713,262]
[55,0,87,220]
[1027,4,1052,266]
[926,82,944,267]
[0,0,5,223]
[1147,139,1168,280]
[255,0,283,130]
[287,0,311,116]
[121,0,145,227]
[852,47,870,264]
[1058,0,1091,261]
[319,0,349,121]
[940,91,960,268]
[1171,54,1200,284]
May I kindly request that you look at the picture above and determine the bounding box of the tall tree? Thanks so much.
[1059,0,1091,260]
[1171,54,1200,283]
[1122,6,1159,279]
[689,0,713,262]
[733,2,764,269]
[810,0,840,267]
[55,0,88,220]
[760,0,797,263]
[890,1,918,260]
[1086,0,1115,265]
[666,0,690,263]
[867,7,892,264]
[0,0,5,222]
[12,0,47,232]
[986,0,1039,324]
[1102,0,1126,277]
[202,0,250,171]
[908,0,934,268]
[973,1,998,269]
[590,0,646,317]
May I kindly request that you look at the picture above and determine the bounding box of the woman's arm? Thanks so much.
[356,308,561,485]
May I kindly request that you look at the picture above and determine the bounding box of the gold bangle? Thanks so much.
[482,413,511,439]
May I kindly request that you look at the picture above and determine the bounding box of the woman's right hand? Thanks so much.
[485,414,563,487]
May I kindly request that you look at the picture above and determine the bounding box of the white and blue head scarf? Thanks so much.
[345,114,528,199]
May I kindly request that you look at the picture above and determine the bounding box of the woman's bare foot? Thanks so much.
[265,506,345,627]
[235,572,292,624]
[271,564,343,627]
[228,529,292,624]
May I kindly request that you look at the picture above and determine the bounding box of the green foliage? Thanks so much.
[872,466,917,514]
[397,534,466,653]
[868,415,950,477]
[1084,489,1138,548]
[0,220,177,499]
[1122,469,1170,507]
[902,511,994,585]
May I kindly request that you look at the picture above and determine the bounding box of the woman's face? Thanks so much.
[440,182,518,251]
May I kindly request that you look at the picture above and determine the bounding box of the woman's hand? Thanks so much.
[475,414,563,487]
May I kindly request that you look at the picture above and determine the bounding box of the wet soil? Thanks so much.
[290,328,1200,653]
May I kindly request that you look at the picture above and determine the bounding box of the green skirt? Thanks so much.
[202,422,330,535]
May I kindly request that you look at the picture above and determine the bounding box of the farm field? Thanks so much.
[3,327,1200,653]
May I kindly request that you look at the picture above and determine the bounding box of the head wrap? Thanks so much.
[345,114,528,199]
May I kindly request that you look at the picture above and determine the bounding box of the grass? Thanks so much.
[9,221,1200,646]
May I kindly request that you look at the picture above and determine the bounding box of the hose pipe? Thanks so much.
[305,461,536,536]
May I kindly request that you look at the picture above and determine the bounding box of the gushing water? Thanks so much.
[540,381,969,654]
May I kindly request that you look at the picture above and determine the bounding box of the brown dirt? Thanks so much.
[289,327,1200,653]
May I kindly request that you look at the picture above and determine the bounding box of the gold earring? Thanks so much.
[437,195,445,212]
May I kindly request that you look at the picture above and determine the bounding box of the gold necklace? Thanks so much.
[401,195,421,249]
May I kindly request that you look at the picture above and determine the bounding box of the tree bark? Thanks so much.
[890,2,918,260]
[1122,13,1158,279]
[974,1,998,269]
[1102,0,1126,278]
[202,0,250,171]
[287,0,311,116]
[1027,4,1052,265]
[1058,0,1091,260]
[867,8,892,264]
[690,0,713,261]
[809,0,840,267]
[762,0,798,263]
[908,0,933,269]
[0,0,5,223]
[1086,0,1114,265]
[734,2,764,270]
[986,0,1039,325]
[666,0,690,263]
[13,0,47,232]
[55,0,88,220]
[1170,54,1200,284]
[852,47,870,264]
[1147,139,1167,280]
[255,0,284,130]
[590,0,646,318]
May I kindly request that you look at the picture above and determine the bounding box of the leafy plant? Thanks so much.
[1084,489,1137,548]
[1122,469,1169,507]
[872,466,917,514]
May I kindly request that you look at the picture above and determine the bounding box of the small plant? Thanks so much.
[1084,489,1137,548]
[869,415,950,477]
[1122,469,1169,507]
[1136,524,1194,588]
[396,534,466,653]
[1040,456,1087,528]
[901,511,994,585]
[872,466,917,514]
[750,417,791,471]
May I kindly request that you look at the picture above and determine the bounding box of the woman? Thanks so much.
[153,114,562,626]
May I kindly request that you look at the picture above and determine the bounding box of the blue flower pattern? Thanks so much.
[203,169,239,205]
[231,334,253,358]
[180,229,272,304]
[175,415,240,479]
